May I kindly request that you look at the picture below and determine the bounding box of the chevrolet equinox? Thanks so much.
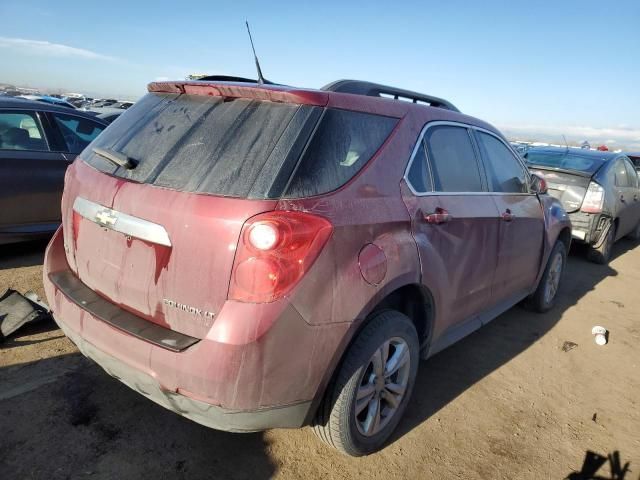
[43,78,571,456]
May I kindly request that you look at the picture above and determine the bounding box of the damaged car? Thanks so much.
[43,78,571,456]
[526,146,640,263]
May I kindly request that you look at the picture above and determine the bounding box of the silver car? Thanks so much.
[526,146,640,263]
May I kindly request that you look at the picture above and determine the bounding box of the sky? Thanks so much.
[1,0,639,148]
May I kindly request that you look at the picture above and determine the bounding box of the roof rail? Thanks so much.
[321,79,460,112]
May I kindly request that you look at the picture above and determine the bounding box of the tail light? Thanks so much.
[580,182,605,213]
[229,211,333,303]
[72,210,82,246]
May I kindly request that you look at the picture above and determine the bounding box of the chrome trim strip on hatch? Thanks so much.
[72,197,172,247]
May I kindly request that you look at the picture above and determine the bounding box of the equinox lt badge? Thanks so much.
[163,299,215,319]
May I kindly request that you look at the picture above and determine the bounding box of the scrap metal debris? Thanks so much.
[0,289,51,341]
[562,341,578,352]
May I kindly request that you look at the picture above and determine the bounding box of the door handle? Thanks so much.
[424,207,451,224]
[501,209,515,222]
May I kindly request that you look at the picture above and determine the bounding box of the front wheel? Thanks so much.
[313,310,419,456]
[526,241,567,313]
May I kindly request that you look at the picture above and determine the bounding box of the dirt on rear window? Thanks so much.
[82,93,397,199]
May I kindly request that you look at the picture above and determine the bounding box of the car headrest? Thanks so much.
[20,118,36,129]
[4,127,30,146]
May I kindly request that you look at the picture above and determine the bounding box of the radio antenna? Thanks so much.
[562,135,569,153]
[245,21,265,85]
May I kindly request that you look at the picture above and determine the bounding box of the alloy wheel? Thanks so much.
[355,337,411,437]
[544,252,563,304]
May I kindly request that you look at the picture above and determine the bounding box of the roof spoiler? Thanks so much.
[193,75,278,85]
[147,80,328,107]
[322,79,460,112]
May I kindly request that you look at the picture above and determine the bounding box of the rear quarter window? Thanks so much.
[614,159,630,187]
[406,141,433,193]
[624,160,638,188]
[284,109,398,197]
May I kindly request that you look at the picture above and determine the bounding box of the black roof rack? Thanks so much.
[321,79,460,112]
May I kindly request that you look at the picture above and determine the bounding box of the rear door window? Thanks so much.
[476,131,528,193]
[424,125,483,192]
[284,109,397,197]
[0,111,48,151]
[51,113,105,153]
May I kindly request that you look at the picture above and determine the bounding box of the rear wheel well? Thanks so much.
[558,227,572,251]
[308,283,434,426]
[370,284,433,345]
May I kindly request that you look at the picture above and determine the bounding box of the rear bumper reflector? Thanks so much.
[72,196,172,247]
[572,229,587,241]
[49,270,199,352]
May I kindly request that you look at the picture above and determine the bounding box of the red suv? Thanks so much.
[43,79,571,456]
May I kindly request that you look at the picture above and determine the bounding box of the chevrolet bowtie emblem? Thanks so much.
[95,209,117,227]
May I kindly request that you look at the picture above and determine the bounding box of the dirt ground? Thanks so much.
[1,239,638,479]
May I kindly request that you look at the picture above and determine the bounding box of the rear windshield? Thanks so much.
[524,151,605,173]
[83,93,397,199]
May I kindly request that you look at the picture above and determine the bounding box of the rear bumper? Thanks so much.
[57,319,311,432]
[567,211,610,245]
[43,227,349,431]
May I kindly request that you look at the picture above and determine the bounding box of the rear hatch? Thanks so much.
[60,84,399,339]
[525,149,606,213]
[528,167,592,212]
[62,90,323,338]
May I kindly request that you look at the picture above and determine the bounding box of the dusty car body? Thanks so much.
[43,79,571,455]
[526,146,640,263]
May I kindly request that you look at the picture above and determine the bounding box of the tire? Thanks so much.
[312,310,419,456]
[587,223,615,264]
[626,221,640,241]
[526,241,567,313]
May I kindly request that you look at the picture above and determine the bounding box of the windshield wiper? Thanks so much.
[93,147,137,170]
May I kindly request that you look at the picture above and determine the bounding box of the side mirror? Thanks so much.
[530,173,548,194]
